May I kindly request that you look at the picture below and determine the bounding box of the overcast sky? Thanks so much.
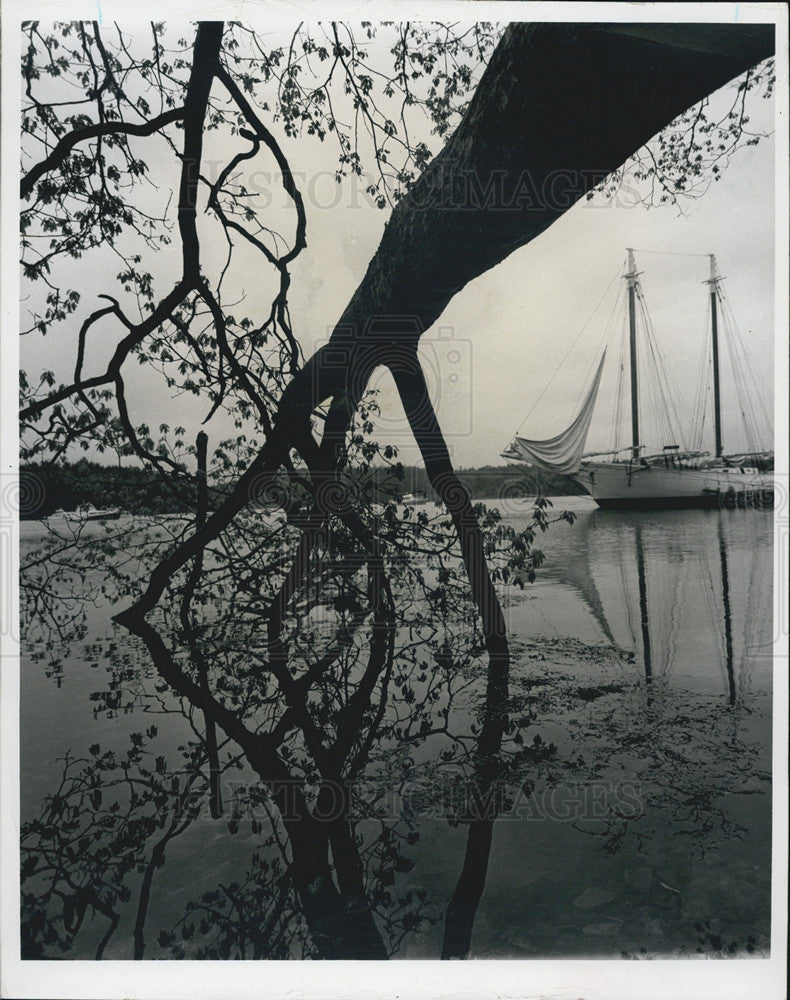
[16,18,778,469]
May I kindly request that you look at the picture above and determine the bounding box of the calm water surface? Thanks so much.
[19,499,774,959]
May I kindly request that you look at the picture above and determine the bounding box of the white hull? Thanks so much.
[53,507,122,522]
[577,461,773,510]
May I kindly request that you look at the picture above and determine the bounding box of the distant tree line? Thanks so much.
[19,459,190,519]
[19,459,583,519]
[399,464,585,502]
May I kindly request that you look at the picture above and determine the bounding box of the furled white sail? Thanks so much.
[502,352,606,475]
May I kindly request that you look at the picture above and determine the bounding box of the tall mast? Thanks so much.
[626,248,640,461]
[707,254,723,458]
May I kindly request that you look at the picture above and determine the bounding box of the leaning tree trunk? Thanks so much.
[293,20,775,413]
[122,21,774,629]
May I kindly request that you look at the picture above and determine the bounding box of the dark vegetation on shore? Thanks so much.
[19,460,584,520]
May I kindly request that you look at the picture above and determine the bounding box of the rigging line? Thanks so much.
[719,288,772,446]
[636,290,686,449]
[615,275,634,454]
[633,249,712,258]
[640,289,690,444]
[692,358,711,454]
[647,289,693,448]
[609,290,629,454]
[572,334,604,411]
[690,296,712,453]
[627,269,660,451]
[611,351,626,454]
[718,293,761,453]
[510,260,624,438]
[573,278,623,413]
[638,305,664,448]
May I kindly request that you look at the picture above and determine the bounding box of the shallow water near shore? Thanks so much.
[19,497,774,959]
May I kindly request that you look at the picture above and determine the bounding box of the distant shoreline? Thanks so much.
[19,460,585,521]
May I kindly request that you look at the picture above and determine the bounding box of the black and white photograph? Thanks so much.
[1,3,787,999]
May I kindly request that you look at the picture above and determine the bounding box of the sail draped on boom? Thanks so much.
[502,352,606,475]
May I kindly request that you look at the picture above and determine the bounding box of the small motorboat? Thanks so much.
[57,503,122,523]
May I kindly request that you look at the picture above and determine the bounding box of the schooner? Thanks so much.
[502,251,774,510]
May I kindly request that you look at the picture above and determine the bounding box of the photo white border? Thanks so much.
[2,3,787,998]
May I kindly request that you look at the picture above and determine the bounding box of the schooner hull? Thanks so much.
[576,462,774,511]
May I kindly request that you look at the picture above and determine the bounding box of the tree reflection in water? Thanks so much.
[21,435,560,961]
[20,481,771,959]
